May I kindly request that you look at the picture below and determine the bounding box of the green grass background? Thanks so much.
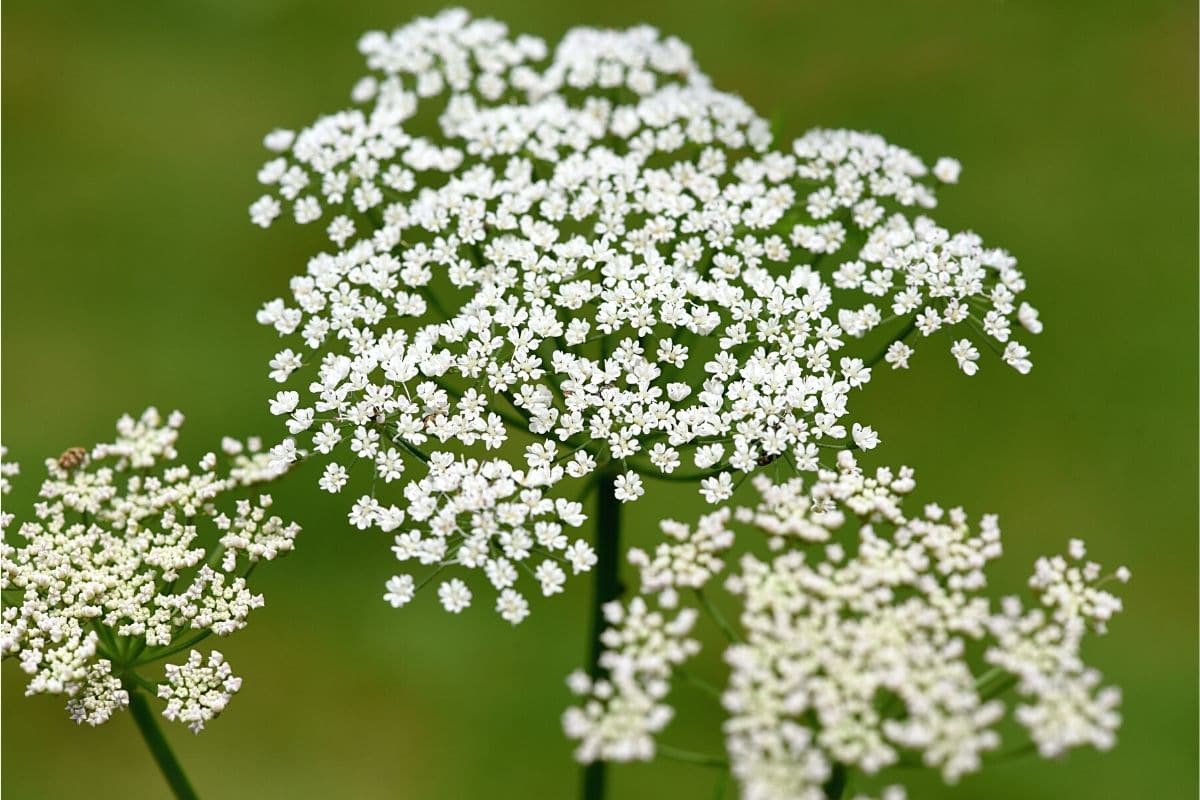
[2,1,1196,797]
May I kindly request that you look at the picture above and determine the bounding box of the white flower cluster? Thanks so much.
[986,538,1127,758]
[627,507,734,606]
[250,9,1038,621]
[385,453,594,622]
[562,596,699,763]
[65,660,130,726]
[158,650,243,733]
[1,408,299,730]
[1,445,19,496]
[563,454,1127,799]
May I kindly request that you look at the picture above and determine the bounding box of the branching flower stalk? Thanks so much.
[244,9,1119,800]
[1,410,301,799]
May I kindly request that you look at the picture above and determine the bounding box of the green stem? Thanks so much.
[823,763,848,800]
[127,688,199,800]
[991,741,1038,762]
[712,769,730,800]
[581,469,623,800]
[694,588,740,643]
[657,743,728,768]
[676,667,723,701]
[135,630,211,667]
[979,673,1019,701]
[396,438,431,465]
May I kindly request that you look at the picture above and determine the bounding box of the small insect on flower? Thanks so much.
[56,446,87,470]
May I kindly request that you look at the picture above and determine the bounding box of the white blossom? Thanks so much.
[438,578,473,613]
[1,409,298,730]
[65,661,130,726]
[249,10,1039,622]
[562,454,1127,798]
[158,650,243,733]
[563,596,699,763]
[383,574,415,608]
[933,157,962,184]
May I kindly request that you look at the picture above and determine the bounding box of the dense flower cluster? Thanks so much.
[250,8,1038,622]
[627,507,734,606]
[158,650,243,733]
[384,453,594,622]
[1,409,298,730]
[563,453,1127,800]
[563,596,699,762]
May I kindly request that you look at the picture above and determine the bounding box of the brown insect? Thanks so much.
[57,447,87,470]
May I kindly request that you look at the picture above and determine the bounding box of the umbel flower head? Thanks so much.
[1,408,299,731]
[564,453,1128,800]
[249,9,1040,622]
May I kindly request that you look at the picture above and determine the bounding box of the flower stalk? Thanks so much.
[582,468,623,800]
[127,688,199,800]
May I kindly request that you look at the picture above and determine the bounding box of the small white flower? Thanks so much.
[951,339,981,376]
[699,472,734,503]
[319,463,348,494]
[496,588,530,624]
[933,156,962,183]
[614,472,644,502]
[536,561,567,596]
[885,341,914,369]
[350,76,378,103]
[268,349,302,383]
[263,128,295,152]
[1003,341,1033,375]
[287,408,314,434]
[348,495,378,529]
[1018,302,1044,334]
[852,422,879,451]
[565,541,597,574]
[269,390,299,415]
[383,574,415,608]
[438,579,472,613]
[565,669,592,696]
[249,194,281,228]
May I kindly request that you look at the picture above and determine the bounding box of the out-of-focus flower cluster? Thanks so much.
[1,408,299,731]
[250,8,1040,622]
[563,453,1127,800]
[562,596,699,762]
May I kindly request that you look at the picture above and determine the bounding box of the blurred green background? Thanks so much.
[2,0,1196,797]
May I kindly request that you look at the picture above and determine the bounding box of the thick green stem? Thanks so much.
[127,688,199,800]
[823,763,848,799]
[581,470,623,800]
